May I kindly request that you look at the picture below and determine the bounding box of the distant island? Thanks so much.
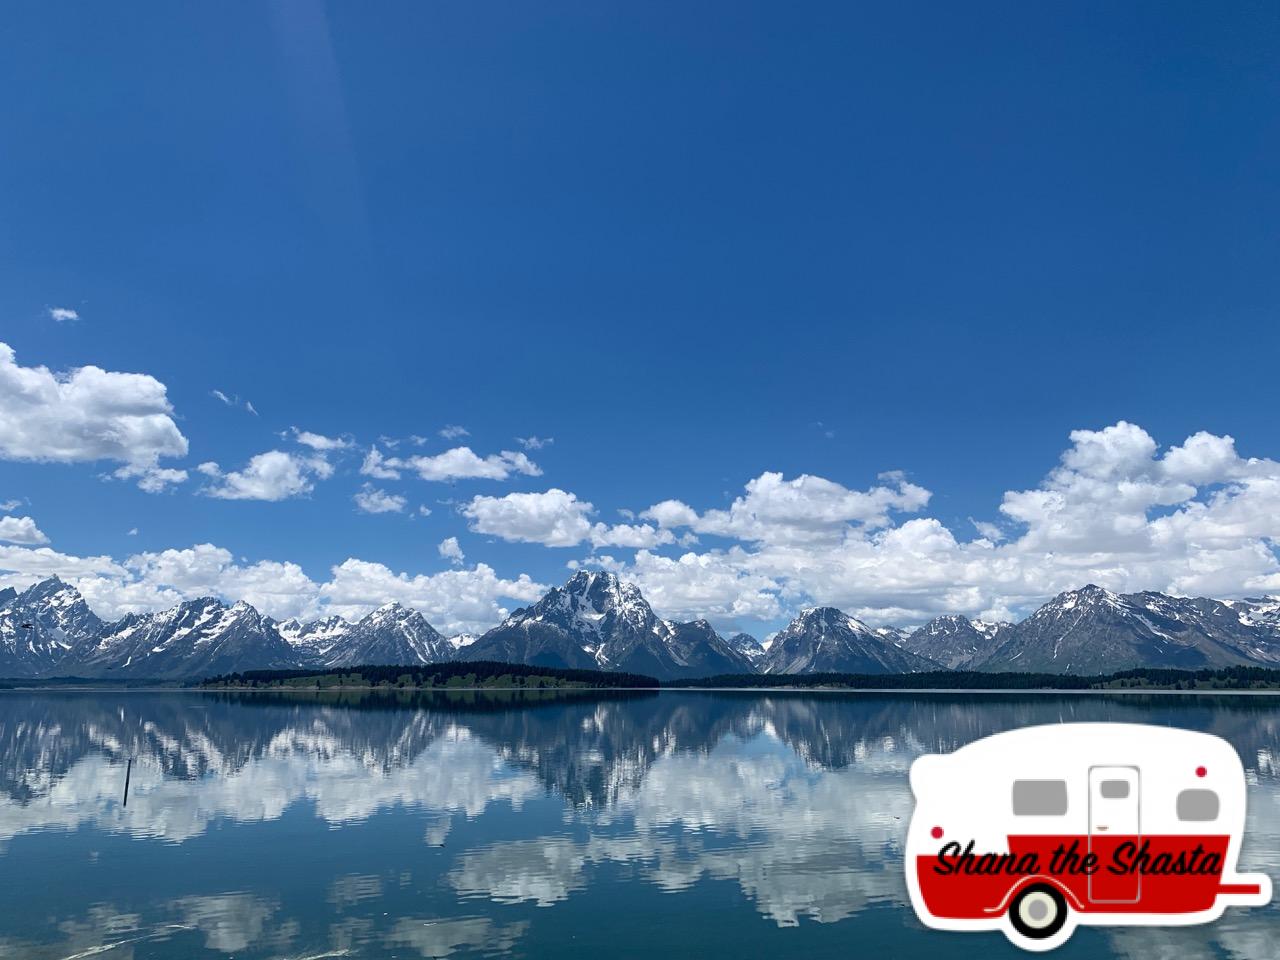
[197,662,1280,693]
[200,659,658,690]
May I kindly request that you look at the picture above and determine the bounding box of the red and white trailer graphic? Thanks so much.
[906,723,1271,951]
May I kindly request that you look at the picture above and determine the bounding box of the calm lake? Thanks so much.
[1,690,1278,959]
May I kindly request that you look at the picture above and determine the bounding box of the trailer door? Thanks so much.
[1088,765,1141,903]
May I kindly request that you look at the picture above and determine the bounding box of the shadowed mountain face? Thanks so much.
[760,608,936,675]
[458,571,755,680]
[980,585,1280,674]
[902,615,1013,670]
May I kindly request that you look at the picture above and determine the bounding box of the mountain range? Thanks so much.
[3,571,1280,680]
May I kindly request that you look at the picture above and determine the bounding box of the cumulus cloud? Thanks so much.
[200,451,332,501]
[0,544,127,595]
[360,446,400,480]
[439,424,470,440]
[358,445,539,484]
[462,489,673,549]
[0,536,546,631]
[320,559,546,633]
[400,447,541,482]
[358,445,543,485]
[114,544,322,619]
[438,536,465,565]
[290,427,353,451]
[47,307,79,322]
[113,463,188,493]
[596,423,1280,627]
[0,516,49,545]
[516,436,553,450]
[353,484,406,514]
[641,471,930,545]
[0,342,188,489]
[0,498,24,512]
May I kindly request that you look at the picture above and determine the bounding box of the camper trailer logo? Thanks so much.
[905,723,1271,951]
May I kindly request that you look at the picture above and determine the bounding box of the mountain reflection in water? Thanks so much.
[1,689,1279,959]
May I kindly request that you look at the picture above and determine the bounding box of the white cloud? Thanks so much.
[602,422,1280,626]
[47,307,79,322]
[354,484,406,514]
[591,549,782,622]
[0,342,188,489]
[969,518,1005,542]
[641,471,930,545]
[211,389,258,415]
[0,545,127,594]
[321,559,546,634]
[361,445,540,484]
[113,463,188,493]
[0,498,23,512]
[439,424,470,440]
[438,536,465,565]
[290,427,353,451]
[463,489,593,546]
[119,544,321,619]
[462,489,673,549]
[397,447,542,483]
[516,436,553,450]
[0,516,49,545]
[360,446,401,480]
[200,451,331,501]
[0,538,547,633]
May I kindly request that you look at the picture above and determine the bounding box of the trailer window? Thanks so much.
[1012,780,1068,816]
[1177,789,1219,822]
[1099,779,1130,799]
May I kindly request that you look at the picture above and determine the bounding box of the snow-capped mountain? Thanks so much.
[666,620,758,676]
[726,631,766,663]
[903,615,1013,670]
[458,571,754,680]
[322,603,454,668]
[0,577,104,677]
[760,607,937,675]
[459,570,680,676]
[0,580,457,679]
[6,573,1280,680]
[82,597,299,679]
[275,615,354,665]
[980,585,1280,674]
[448,633,478,651]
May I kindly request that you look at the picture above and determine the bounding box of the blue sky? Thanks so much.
[1,2,1278,635]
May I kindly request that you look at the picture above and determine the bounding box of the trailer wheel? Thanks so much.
[1009,884,1068,940]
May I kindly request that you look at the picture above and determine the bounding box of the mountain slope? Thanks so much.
[725,631,766,665]
[322,603,453,667]
[83,598,299,679]
[761,607,938,675]
[666,620,758,677]
[460,571,755,680]
[276,615,354,667]
[903,615,1012,670]
[0,577,104,677]
[460,571,680,676]
[980,585,1279,674]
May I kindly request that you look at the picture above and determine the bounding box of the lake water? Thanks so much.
[2,689,1279,959]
